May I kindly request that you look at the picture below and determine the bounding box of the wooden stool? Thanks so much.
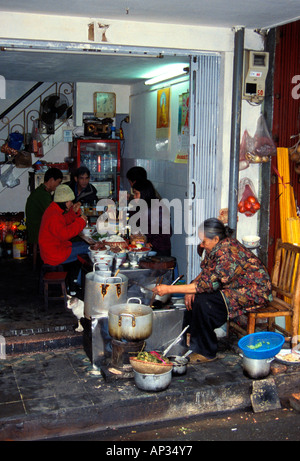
[43,271,68,310]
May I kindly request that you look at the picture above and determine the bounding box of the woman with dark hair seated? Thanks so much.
[153,218,272,363]
[130,179,172,257]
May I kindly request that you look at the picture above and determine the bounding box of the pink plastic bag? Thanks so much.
[253,115,276,157]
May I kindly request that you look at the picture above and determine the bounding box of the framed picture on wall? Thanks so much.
[156,88,170,143]
[156,88,170,129]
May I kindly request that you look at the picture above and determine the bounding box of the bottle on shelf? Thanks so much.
[91,155,97,173]
[97,155,101,173]
[101,152,108,174]
[107,151,113,171]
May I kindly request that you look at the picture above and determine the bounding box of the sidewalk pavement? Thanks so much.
[1,341,299,441]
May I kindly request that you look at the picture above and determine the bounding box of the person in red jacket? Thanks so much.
[39,184,88,266]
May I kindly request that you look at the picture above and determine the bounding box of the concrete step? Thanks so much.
[4,330,83,355]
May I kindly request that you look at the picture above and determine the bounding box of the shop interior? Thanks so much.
[0,45,194,341]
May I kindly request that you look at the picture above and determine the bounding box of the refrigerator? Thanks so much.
[76,139,121,200]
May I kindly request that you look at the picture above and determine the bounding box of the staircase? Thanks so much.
[0,84,82,355]
[0,82,74,201]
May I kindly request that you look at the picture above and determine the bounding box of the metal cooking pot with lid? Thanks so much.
[108,297,153,341]
[84,271,128,318]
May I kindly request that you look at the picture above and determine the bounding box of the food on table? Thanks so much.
[276,351,300,362]
[103,235,128,250]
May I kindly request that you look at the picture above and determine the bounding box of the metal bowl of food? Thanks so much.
[167,355,188,375]
[128,249,150,262]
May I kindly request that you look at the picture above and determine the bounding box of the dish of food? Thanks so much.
[275,349,300,364]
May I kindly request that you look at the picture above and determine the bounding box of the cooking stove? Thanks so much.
[100,338,145,381]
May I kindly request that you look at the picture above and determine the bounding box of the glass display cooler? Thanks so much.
[76,139,121,200]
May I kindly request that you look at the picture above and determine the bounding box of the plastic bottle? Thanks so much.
[86,157,92,172]
[111,126,116,139]
[107,152,113,172]
[91,155,97,173]
[102,152,107,173]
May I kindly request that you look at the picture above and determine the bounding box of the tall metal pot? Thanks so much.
[108,298,153,341]
[84,271,128,318]
[241,355,274,379]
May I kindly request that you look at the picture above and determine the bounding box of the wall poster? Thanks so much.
[156,88,170,149]
[175,92,189,163]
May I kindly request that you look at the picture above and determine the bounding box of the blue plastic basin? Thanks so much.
[238,332,285,359]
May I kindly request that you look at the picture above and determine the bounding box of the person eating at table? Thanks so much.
[69,166,98,205]
[152,218,272,363]
[131,179,171,256]
[38,184,89,291]
[126,166,161,201]
[25,167,63,250]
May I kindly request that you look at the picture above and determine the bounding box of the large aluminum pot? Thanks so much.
[241,354,274,379]
[133,369,172,392]
[84,271,128,318]
[108,297,153,341]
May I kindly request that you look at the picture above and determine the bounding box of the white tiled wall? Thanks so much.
[121,157,188,278]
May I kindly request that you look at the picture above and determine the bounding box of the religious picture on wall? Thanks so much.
[175,92,189,163]
[157,88,170,129]
[156,88,170,145]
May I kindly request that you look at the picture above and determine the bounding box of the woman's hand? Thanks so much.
[80,213,88,224]
[152,284,170,296]
[184,294,194,311]
[72,202,82,214]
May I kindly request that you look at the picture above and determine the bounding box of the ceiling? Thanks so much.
[0,0,299,84]
[1,0,300,29]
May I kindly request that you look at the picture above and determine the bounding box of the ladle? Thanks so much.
[162,325,190,356]
[182,349,193,358]
[171,275,184,285]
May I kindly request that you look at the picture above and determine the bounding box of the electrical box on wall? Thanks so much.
[243,50,269,103]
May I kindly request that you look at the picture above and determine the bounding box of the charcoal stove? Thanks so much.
[101,298,153,381]
[100,338,145,380]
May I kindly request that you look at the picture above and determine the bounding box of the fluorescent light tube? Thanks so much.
[144,67,188,85]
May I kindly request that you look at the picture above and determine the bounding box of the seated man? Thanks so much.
[69,166,98,205]
[25,167,63,248]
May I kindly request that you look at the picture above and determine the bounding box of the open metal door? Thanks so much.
[186,54,221,281]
